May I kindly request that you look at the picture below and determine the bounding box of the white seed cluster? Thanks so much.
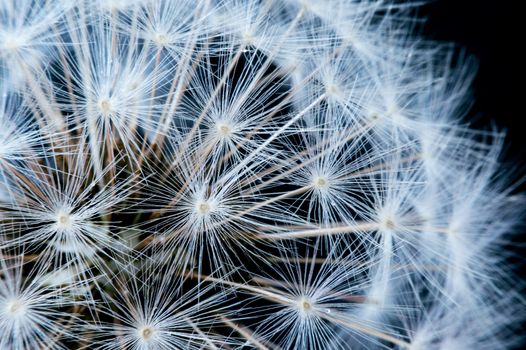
[0,1,523,349]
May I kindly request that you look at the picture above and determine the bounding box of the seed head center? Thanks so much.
[2,36,23,51]
[327,83,340,96]
[138,325,155,340]
[197,201,211,214]
[56,211,72,228]
[298,296,313,313]
[98,99,112,114]
[381,217,396,230]
[313,176,329,189]
[217,123,232,137]
[6,300,25,316]
[155,33,169,45]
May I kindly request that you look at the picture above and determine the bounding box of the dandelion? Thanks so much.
[0,253,84,350]
[87,259,236,350]
[230,243,402,349]
[0,0,523,349]
[0,142,136,297]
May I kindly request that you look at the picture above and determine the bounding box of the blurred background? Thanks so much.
[421,0,523,160]
[421,1,525,347]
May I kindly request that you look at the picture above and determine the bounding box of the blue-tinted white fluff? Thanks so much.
[0,0,523,349]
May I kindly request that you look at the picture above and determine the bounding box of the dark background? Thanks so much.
[420,1,525,348]
[420,0,523,160]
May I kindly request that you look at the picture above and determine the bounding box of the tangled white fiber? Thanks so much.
[0,1,524,349]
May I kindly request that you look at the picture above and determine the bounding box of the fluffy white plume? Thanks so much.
[0,0,523,349]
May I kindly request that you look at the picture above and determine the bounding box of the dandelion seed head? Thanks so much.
[4,299,26,318]
[196,201,212,215]
[55,210,73,230]
[0,33,27,52]
[380,215,397,232]
[297,296,314,314]
[312,175,329,190]
[0,0,523,349]
[216,121,234,139]
[153,32,170,46]
[97,98,114,117]
[137,324,156,341]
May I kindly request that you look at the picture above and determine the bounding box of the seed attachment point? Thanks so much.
[138,325,155,341]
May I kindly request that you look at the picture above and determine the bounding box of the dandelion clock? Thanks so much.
[0,1,524,349]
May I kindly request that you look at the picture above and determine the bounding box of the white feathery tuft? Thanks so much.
[0,0,523,349]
